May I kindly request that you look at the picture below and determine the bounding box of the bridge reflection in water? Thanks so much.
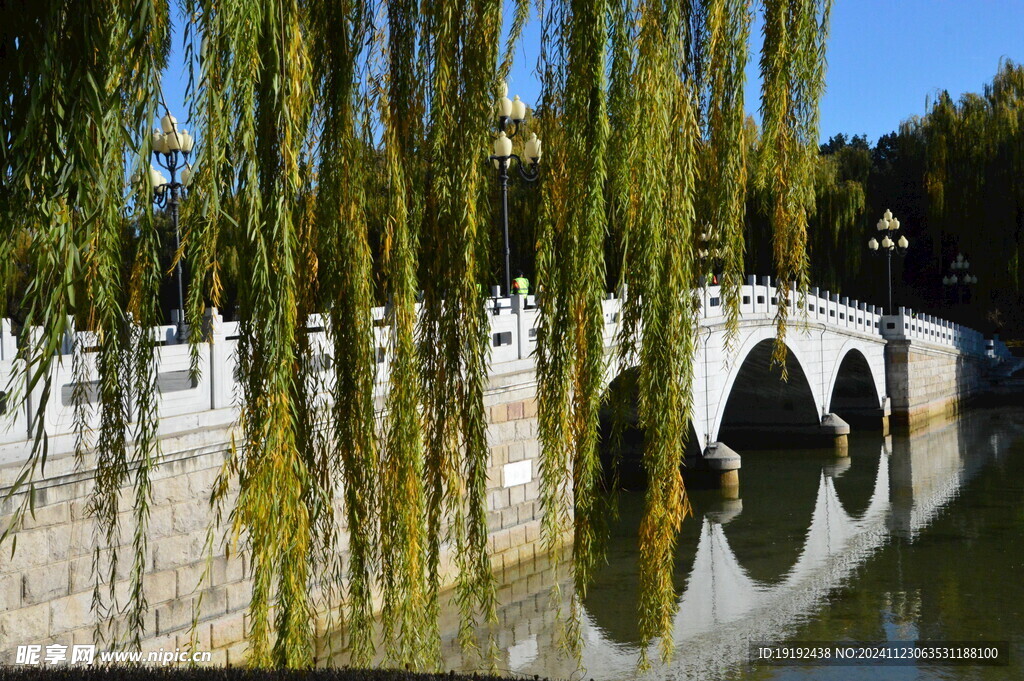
[320,410,1022,679]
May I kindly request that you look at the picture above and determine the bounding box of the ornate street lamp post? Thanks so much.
[141,113,194,340]
[867,209,909,314]
[489,82,542,296]
[942,252,977,306]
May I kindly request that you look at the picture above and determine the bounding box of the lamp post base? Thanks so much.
[170,309,188,343]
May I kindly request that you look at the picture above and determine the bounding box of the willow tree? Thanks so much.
[0,1,171,652]
[756,0,832,368]
[532,0,609,627]
[2,0,831,669]
[746,138,868,294]
[911,60,1024,328]
[548,0,830,662]
[694,0,753,348]
[808,152,867,292]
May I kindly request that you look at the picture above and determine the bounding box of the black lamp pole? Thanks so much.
[867,210,909,314]
[497,157,513,296]
[147,117,194,340]
[886,247,893,314]
[491,153,538,296]
[488,88,541,296]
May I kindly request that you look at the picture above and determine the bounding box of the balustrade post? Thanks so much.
[170,309,189,344]
[0,319,24,443]
[25,326,44,435]
[0,319,15,361]
[511,293,529,360]
[60,315,76,355]
[204,307,230,409]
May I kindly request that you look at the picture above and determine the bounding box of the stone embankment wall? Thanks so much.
[884,341,987,430]
[880,310,990,432]
[0,367,547,665]
[0,420,249,665]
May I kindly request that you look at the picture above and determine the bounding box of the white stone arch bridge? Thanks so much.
[0,275,1003,469]
[603,285,889,454]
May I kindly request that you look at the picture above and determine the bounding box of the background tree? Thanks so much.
[743,60,1024,342]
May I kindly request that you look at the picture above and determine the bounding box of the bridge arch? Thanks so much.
[825,342,886,428]
[603,320,889,452]
[599,365,702,488]
[707,327,825,447]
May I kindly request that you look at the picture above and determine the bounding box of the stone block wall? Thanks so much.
[0,365,551,666]
[0,424,251,666]
[485,395,544,573]
[885,339,986,431]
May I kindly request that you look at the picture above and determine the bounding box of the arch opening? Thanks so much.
[717,339,821,449]
[599,366,702,490]
[829,349,883,429]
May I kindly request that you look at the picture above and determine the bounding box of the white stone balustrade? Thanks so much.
[0,280,1000,464]
[879,306,986,354]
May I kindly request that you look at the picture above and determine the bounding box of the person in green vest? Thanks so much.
[512,271,529,296]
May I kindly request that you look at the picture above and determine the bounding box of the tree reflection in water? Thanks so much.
[321,408,1024,680]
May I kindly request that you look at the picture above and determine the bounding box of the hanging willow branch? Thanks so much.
[533,0,611,660]
[757,0,832,370]
[695,0,751,350]
[2,0,838,671]
[0,0,169,653]
[620,0,700,664]
[309,0,379,665]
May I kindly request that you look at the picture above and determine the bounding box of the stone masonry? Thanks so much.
[0,365,546,665]
[883,339,987,431]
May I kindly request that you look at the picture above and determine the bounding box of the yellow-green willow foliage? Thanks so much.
[415,0,507,666]
[756,0,832,368]
[808,154,866,292]
[914,60,1024,308]
[0,1,170,651]
[377,0,427,665]
[309,0,379,664]
[694,0,752,348]
[3,0,833,670]
[182,0,509,668]
[533,0,611,661]
[539,0,829,663]
[623,0,700,661]
[747,139,867,294]
[198,2,318,667]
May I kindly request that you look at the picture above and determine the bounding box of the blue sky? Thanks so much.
[160,0,1024,147]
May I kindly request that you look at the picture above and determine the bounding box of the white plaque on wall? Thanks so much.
[502,460,532,488]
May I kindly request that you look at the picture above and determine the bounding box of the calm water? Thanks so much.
[326,407,1024,679]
